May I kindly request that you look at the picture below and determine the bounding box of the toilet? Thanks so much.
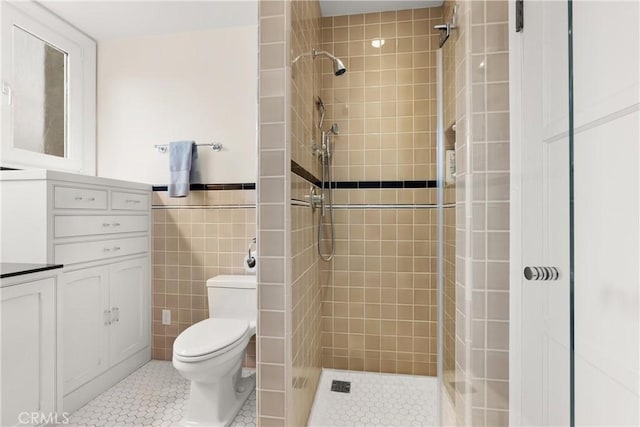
[172,275,256,427]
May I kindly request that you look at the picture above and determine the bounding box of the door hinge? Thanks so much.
[516,0,524,32]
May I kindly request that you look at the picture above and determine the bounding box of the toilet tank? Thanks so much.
[206,275,257,322]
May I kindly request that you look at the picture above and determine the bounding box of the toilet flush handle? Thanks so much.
[247,237,257,268]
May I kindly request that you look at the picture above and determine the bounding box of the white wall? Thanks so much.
[96,26,257,185]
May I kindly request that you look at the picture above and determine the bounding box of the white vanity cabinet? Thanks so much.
[61,258,149,395]
[108,258,149,366]
[0,269,59,427]
[0,170,152,413]
[61,266,110,394]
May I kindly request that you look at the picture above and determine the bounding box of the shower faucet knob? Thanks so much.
[305,187,324,211]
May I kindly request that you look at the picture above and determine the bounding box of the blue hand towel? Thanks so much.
[168,141,201,197]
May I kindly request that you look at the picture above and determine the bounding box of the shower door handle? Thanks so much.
[524,266,560,281]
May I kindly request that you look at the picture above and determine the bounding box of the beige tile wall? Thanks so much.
[449,1,510,425]
[468,1,510,424]
[320,188,439,376]
[320,8,442,182]
[258,0,290,425]
[151,190,256,364]
[290,174,322,427]
[289,2,324,426]
[315,7,444,378]
[290,0,322,180]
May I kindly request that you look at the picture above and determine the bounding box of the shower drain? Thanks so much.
[330,380,351,393]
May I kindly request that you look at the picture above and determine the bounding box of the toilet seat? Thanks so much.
[173,318,250,362]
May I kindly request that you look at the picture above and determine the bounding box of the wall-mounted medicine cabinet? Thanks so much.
[0,1,96,174]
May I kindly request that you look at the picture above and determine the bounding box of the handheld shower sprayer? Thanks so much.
[316,96,326,130]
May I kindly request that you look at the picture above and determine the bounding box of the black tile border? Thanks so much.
[291,161,321,187]
[152,183,256,192]
[291,160,438,190]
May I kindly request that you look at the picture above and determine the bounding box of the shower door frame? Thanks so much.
[435,47,444,427]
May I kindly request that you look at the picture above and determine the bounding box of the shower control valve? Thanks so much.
[305,187,324,211]
[311,142,325,159]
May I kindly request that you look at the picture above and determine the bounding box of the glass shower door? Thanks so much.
[516,0,572,425]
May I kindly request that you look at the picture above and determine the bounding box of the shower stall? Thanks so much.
[256,0,639,425]
[256,0,511,426]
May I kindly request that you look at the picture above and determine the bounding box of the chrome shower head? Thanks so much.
[332,57,346,76]
[312,49,347,76]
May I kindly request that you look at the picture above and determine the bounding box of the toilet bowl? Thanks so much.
[172,275,256,427]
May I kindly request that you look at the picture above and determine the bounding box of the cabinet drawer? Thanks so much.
[55,237,149,265]
[55,215,149,238]
[111,191,149,211]
[55,186,108,210]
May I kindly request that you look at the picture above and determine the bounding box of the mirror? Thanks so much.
[13,25,67,158]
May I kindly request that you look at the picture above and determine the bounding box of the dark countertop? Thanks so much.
[0,263,63,279]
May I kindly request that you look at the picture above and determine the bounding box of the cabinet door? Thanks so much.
[61,266,109,395]
[109,257,149,366]
[0,278,56,427]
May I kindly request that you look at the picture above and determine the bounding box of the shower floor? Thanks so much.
[66,360,256,427]
[307,369,438,427]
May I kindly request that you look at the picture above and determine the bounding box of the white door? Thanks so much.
[513,0,640,425]
[61,266,109,394]
[571,2,639,425]
[109,257,149,366]
[0,278,56,427]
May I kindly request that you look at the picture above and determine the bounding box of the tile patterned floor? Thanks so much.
[67,360,256,427]
[68,362,436,427]
[307,369,438,427]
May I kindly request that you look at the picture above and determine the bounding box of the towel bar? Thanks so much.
[154,142,222,153]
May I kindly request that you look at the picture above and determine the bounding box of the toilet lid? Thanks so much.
[173,318,249,358]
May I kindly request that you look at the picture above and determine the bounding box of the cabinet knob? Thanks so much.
[112,222,121,227]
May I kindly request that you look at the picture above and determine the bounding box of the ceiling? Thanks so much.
[39,1,258,41]
[39,0,443,42]
[319,0,444,17]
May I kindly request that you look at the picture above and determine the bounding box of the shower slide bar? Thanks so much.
[290,200,456,210]
[154,142,223,153]
[330,203,452,209]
